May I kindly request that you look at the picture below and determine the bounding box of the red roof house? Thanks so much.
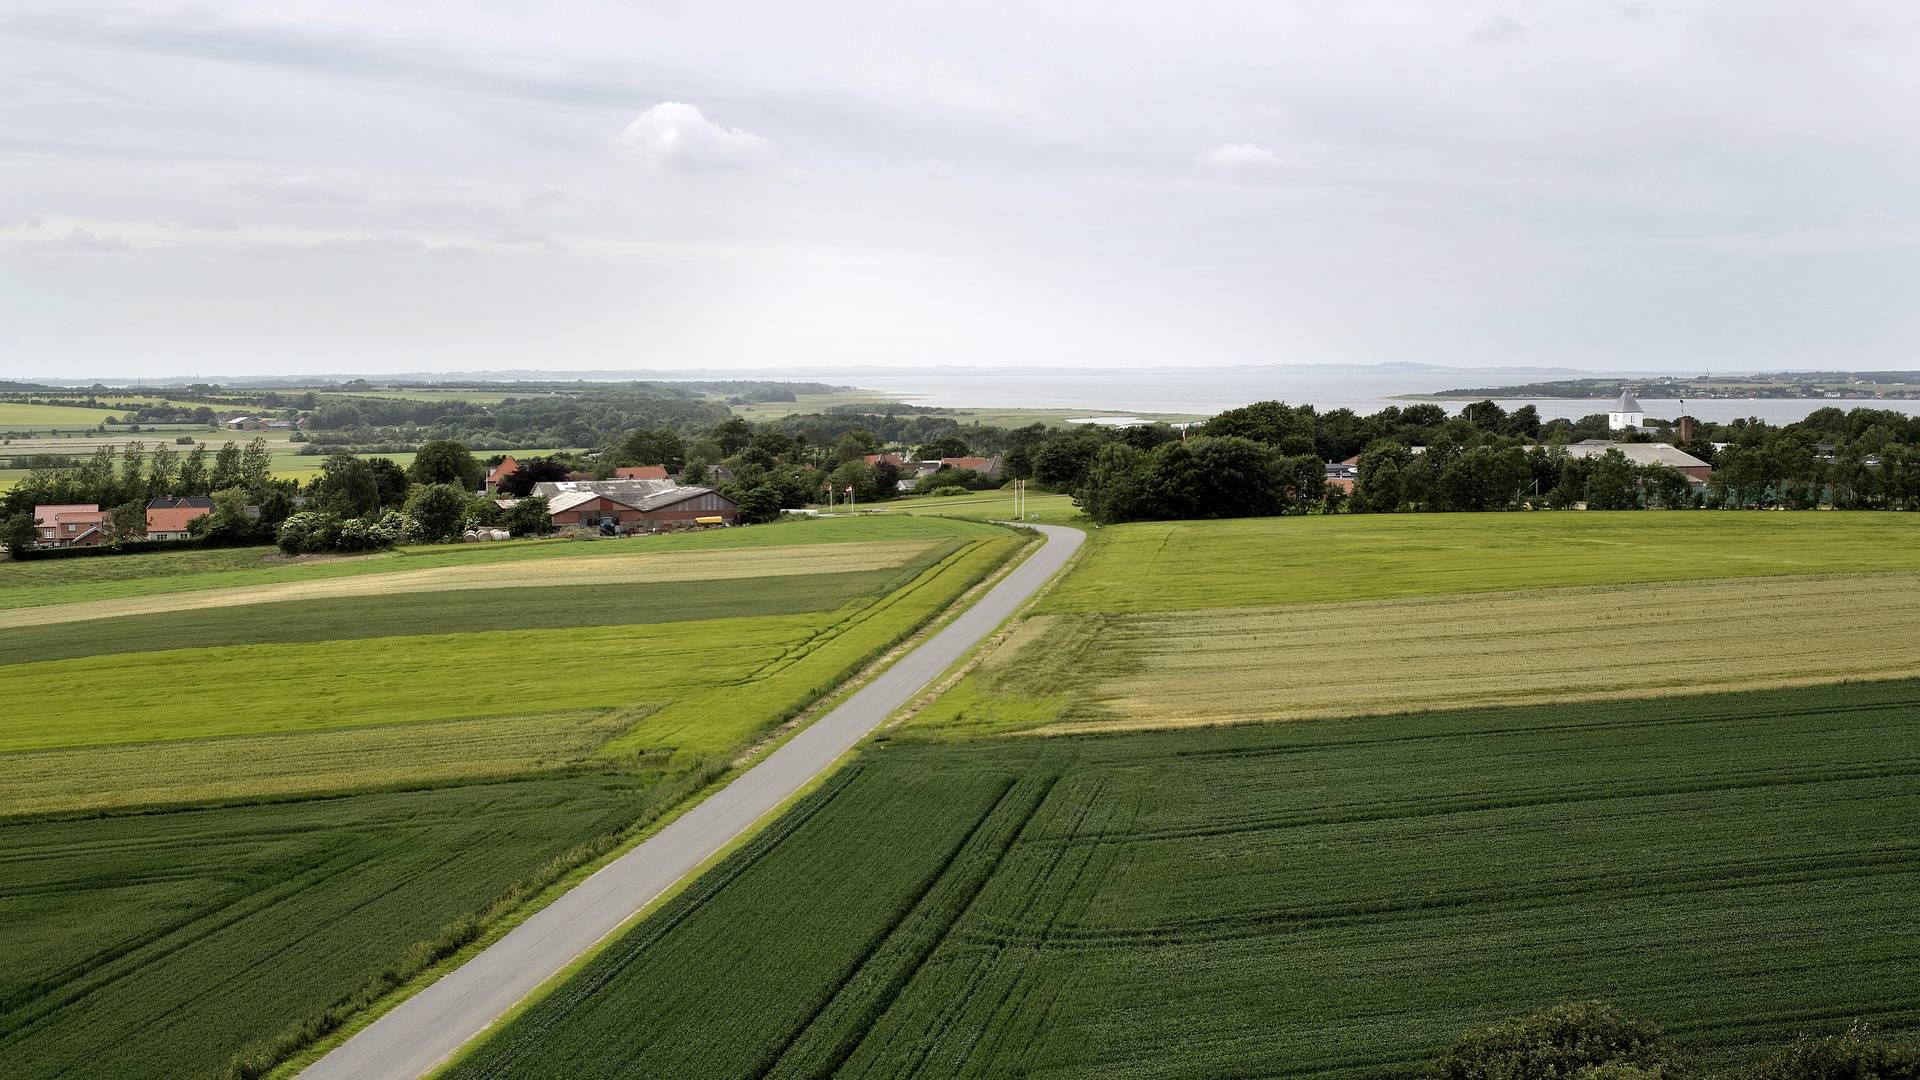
[33,504,107,547]
[146,497,213,540]
[485,456,520,491]
[614,465,670,480]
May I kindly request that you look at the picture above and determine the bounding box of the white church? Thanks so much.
[1607,390,1645,431]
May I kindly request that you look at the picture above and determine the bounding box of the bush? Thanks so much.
[275,512,339,555]
[927,485,970,497]
[276,510,407,554]
[1432,1002,1683,1080]
[1738,1025,1920,1080]
[504,496,551,537]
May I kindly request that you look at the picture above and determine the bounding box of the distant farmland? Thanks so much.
[0,516,1025,1077]
[445,681,1920,1078]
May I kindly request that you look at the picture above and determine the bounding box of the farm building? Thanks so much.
[1607,391,1646,431]
[940,456,1004,481]
[32,504,107,547]
[1555,439,1713,483]
[146,497,212,540]
[223,416,268,431]
[485,456,520,492]
[613,465,670,480]
[535,480,740,531]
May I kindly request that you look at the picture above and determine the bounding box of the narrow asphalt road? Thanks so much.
[300,522,1083,1080]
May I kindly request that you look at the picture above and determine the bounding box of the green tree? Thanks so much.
[241,437,273,492]
[310,454,382,517]
[367,457,411,509]
[197,487,263,546]
[104,499,147,543]
[176,444,208,495]
[736,484,782,524]
[1,510,37,550]
[1431,1002,1682,1080]
[912,434,970,460]
[828,460,880,502]
[406,482,470,542]
[710,417,753,456]
[146,443,179,499]
[1352,442,1414,512]
[409,440,484,490]
[1587,450,1639,510]
[209,441,244,491]
[831,431,879,462]
[1076,443,1149,524]
[615,428,686,472]
[119,441,147,496]
[504,496,551,537]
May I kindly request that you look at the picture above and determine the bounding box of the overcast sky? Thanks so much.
[2,1,1916,379]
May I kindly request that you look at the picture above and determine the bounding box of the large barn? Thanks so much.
[534,480,740,532]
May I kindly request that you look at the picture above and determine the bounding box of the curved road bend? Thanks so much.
[300,522,1084,1080]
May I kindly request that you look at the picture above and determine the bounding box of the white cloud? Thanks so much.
[2,215,46,230]
[611,102,772,172]
[235,173,370,204]
[55,227,132,253]
[1200,142,1284,179]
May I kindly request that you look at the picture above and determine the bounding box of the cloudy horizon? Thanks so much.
[3,1,1916,379]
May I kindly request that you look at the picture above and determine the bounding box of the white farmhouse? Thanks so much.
[1607,390,1645,431]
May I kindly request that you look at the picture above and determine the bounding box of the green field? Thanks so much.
[0,402,129,430]
[0,515,1026,1076]
[876,489,1083,524]
[1041,511,1920,614]
[446,681,1920,1078]
[909,512,1920,738]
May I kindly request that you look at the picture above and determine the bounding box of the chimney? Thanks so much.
[1676,416,1697,443]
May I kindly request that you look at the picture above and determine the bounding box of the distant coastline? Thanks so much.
[1416,372,1920,402]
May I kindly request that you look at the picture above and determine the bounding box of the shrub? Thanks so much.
[275,511,339,555]
[1737,1025,1920,1080]
[504,496,551,537]
[1432,1002,1683,1080]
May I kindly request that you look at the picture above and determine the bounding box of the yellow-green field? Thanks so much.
[908,512,1920,739]
[0,402,130,430]
[874,488,1083,523]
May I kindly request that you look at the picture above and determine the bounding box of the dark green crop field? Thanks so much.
[448,680,1920,1080]
[0,774,698,1080]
